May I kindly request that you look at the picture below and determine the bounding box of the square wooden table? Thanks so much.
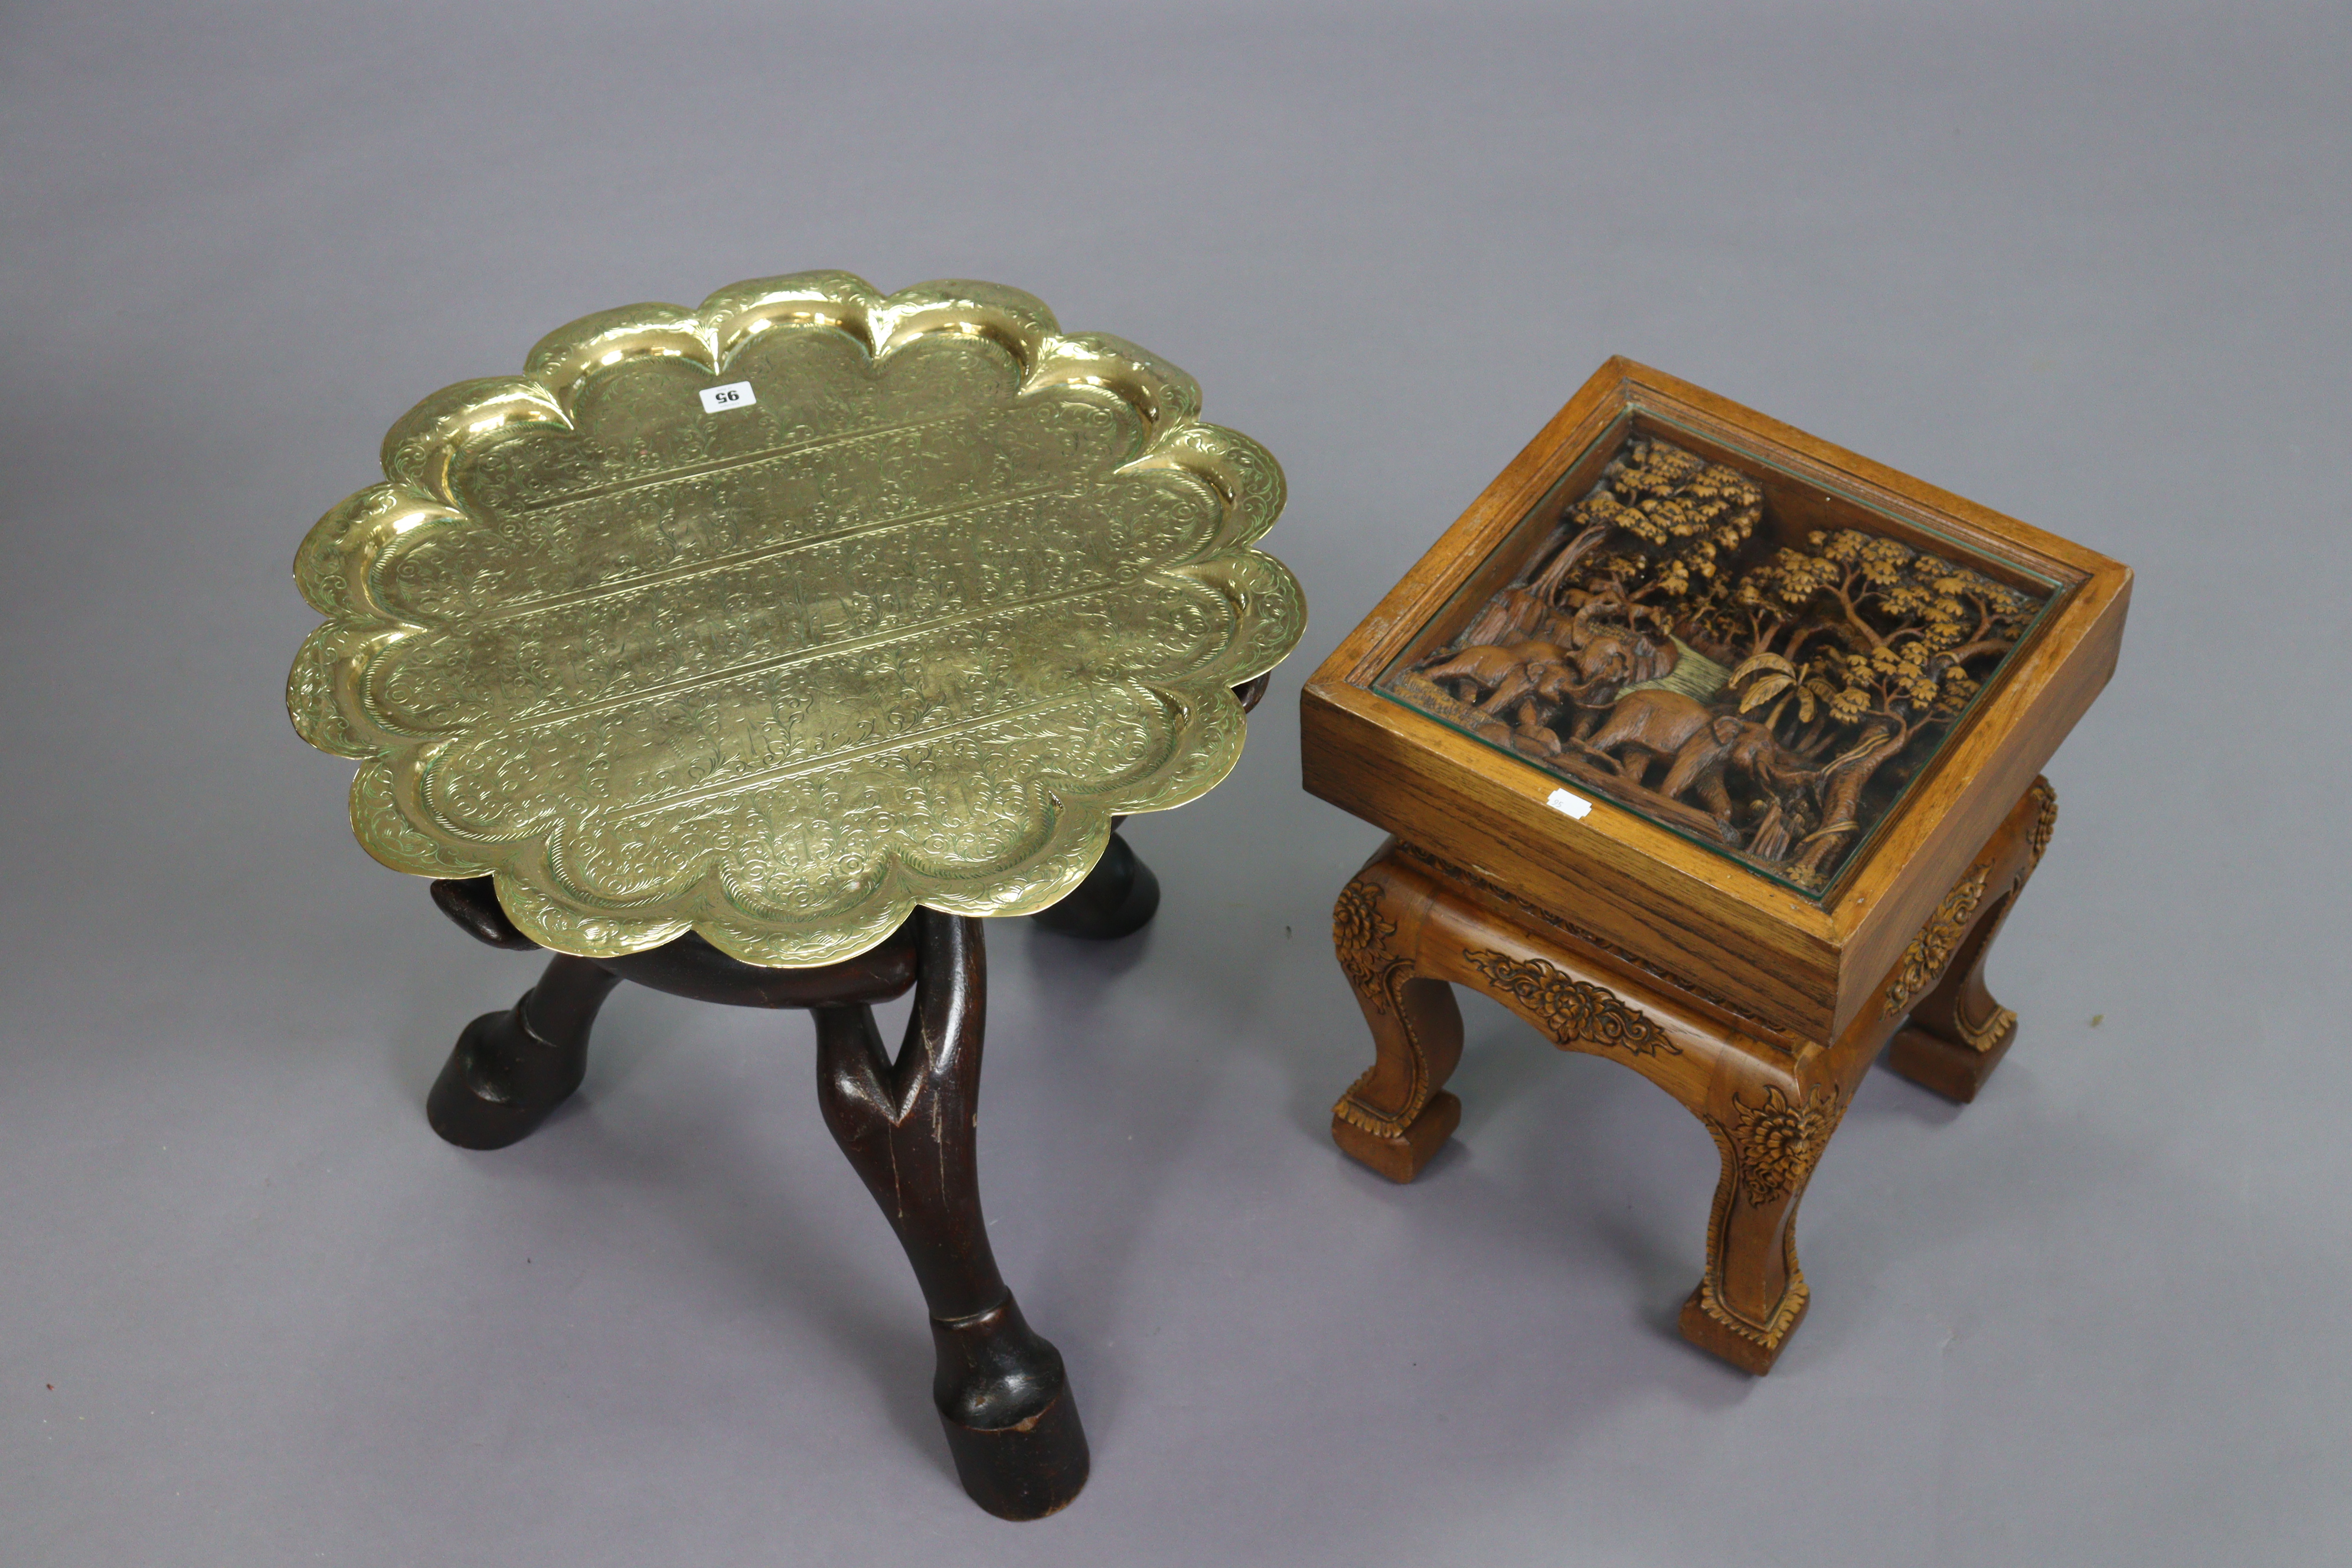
[1302,360,2129,1371]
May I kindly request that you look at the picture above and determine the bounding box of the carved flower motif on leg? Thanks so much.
[1884,865,1990,1014]
[1733,1084,1838,1204]
[2026,776,2058,870]
[1332,878,1400,1004]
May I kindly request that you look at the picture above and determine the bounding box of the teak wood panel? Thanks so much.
[1302,358,2130,1042]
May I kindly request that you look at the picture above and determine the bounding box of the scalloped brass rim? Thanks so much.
[289,272,1304,966]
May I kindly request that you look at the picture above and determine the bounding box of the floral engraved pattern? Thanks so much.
[1393,842,1783,1043]
[1462,949,1677,1057]
[1733,1084,1837,1204]
[1884,865,1990,1014]
[1332,878,1399,1004]
[286,272,1304,966]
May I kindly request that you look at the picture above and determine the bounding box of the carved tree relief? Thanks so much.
[1378,434,2047,895]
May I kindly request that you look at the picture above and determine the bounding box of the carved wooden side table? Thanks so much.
[1303,360,2128,1373]
[286,274,1302,1517]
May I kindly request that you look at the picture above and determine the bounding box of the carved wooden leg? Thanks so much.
[1677,1065,1845,1374]
[426,953,621,1151]
[1329,864,1465,1183]
[812,910,1088,1521]
[1889,777,2056,1103]
[1028,830,1160,940]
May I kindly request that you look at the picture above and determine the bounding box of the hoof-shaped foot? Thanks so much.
[1331,1090,1461,1184]
[1678,1276,1809,1375]
[1030,833,1159,941]
[930,1298,1090,1520]
[1888,1007,2018,1104]
[425,1002,587,1151]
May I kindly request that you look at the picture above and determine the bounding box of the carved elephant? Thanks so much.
[1425,598,1683,749]
[1546,620,1678,735]
[1657,716,1817,837]
[1577,687,1717,786]
[1420,639,1569,707]
[1566,626,1676,692]
[1580,688,1815,844]
[1479,656,1602,720]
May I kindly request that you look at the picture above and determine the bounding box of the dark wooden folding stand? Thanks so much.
[422,675,1263,1520]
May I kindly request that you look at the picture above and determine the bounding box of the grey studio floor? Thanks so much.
[4,4,2346,1564]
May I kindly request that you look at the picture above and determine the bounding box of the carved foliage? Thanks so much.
[1332,877,1400,1007]
[1956,1004,2019,1054]
[1732,1084,1838,1204]
[1462,949,1677,1057]
[1885,864,1990,1014]
[2026,776,2058,870]
[1693,1268,1810,1348]
[1374,433,2048,897]
[1393,842,1783,1044]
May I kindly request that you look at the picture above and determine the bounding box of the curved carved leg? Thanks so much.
[1888,889,2021,1103]
[1677,1066,1845,1374]
[426,954,620,1151]
[1889,777,2055,1103]
[813,910,1088,1521]
[1028,830,1160,940]
[1329,865,1465,1183]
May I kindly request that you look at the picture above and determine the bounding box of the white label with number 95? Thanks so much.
[698,381,756,414]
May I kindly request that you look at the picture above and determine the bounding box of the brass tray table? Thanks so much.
[1304,360,2128,1373]
[288,273,1303,1518]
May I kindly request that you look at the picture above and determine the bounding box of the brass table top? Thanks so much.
[288,273,1304,966]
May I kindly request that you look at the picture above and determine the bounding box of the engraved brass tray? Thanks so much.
[288,273,1304,966]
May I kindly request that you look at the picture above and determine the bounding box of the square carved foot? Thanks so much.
[1887,1009,2018,1105]
[1331,1090,1461,1184]
[1677,1278,1809,1375]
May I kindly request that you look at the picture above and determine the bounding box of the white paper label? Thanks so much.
[698,381,756,414]
[1546,788,1592,820]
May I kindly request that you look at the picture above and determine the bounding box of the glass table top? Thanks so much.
[1374,427,2049,897]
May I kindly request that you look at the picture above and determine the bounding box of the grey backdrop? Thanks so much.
[4,3,2344,1564]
